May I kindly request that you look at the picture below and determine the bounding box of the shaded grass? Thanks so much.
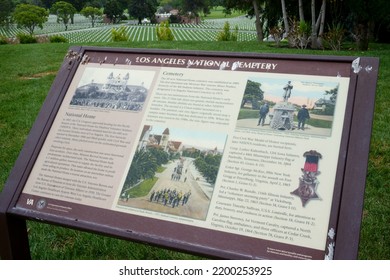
[203,6,245,19]
[1,41,390,259]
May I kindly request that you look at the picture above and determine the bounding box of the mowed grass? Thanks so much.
[1,41,389,259]
[203,6,246,19]
[0,11,256,44]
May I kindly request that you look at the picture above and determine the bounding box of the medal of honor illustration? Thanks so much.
[291,150,322,206]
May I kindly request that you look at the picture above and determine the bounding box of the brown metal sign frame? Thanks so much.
[0,47,379,260]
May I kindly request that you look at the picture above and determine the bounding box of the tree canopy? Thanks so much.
[2,0,389,50]
[222,0,265,41]
[80,6,102,27]
[128,0,158,24]
[0,0,13,27]
[241,80,264,109]
[124,149,158,188]
[104,0,124,23]
[50,1,77,31]
[12,4,49,35]
[180,0,211,17]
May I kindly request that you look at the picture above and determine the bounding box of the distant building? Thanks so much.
[205,146,219,156]
[137,126,183,153]
[103,72,129,91]
[138,125,152,151]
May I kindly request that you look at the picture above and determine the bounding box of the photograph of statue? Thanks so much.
[283,81,293,102]
[236,76,340,137]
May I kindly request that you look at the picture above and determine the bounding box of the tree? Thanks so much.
[325,85,338,103]
[147,147,169,166]
[80,6,102,27]
[273,0,390,49]
[194,153,222,184]
[280,0,289,35]
[104,0,124,23]
[13,4,49,35]
[279,0,326,49]
[83,0,104,8]
[181,0,211,17]
[124,149,158,188]
[42,0,58,9]
[216,21,238,41]
[241,80,264,109]
[222,0,265,42]
[156,20,174,40]
[0,0,14,28]
[309,0,326,49]
[50,1,77,31]
[128,0,158,25]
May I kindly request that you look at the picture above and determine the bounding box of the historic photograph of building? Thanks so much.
[70,68,154,111]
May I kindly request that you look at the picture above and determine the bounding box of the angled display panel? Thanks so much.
[0,47,379,259]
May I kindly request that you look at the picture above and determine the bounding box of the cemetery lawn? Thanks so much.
[0,41,389,259]
[203,6,245,19]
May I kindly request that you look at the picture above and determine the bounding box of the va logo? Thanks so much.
[36,199,47,210]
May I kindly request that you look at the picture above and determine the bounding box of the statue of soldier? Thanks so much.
[283,81,293,102]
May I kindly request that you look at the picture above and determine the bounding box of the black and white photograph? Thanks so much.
[69,67,155,111]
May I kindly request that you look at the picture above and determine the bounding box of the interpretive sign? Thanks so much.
[0,47,379,259]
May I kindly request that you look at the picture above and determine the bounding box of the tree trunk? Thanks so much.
[281,0,289,34]
[252,0,263,41]
[317,0,326,48]
[298,0,305,22]
[356,21,369,51]
[311,0,318,49]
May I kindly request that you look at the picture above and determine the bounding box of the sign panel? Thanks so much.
[1,47,379,259]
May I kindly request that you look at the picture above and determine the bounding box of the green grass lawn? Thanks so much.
[1,41,389,259]
[203,6,246,19]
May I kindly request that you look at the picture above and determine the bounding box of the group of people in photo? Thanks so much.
[70,99,143,111]
[149,188,192,208]
[171,165,188,182]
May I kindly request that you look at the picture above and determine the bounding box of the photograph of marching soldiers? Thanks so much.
[236,77,340,137]
[70,68,154,111]
[118,125,227,220]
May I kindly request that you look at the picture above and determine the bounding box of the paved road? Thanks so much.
[118,158,211,220]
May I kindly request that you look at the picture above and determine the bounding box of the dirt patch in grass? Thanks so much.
[19,71,57,80]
